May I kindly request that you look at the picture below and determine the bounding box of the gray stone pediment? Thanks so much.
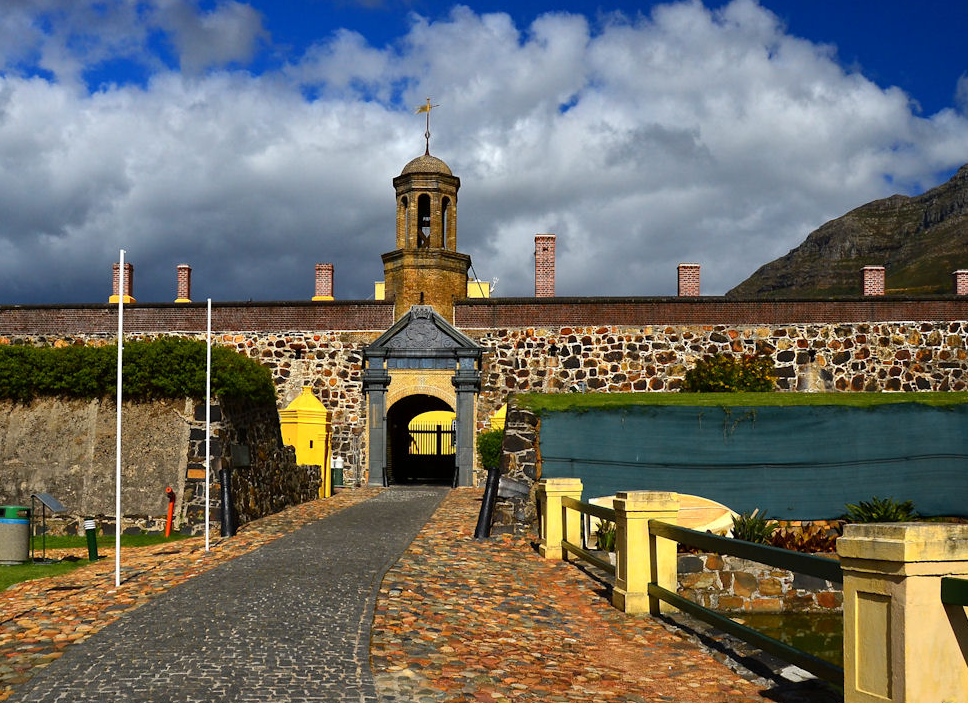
[367,306,480,353]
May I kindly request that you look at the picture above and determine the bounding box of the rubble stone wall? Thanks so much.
[467,321,968,429]
[678,553,842,613]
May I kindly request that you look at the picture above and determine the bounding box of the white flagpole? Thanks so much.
[205,298,212,551]
[115,249,125,588]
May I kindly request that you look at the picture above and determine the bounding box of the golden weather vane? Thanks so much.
[414,97,439,155]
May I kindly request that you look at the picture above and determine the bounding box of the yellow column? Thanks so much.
[838,523,968,703]
[536,478,582,560]
[611,491,679,615]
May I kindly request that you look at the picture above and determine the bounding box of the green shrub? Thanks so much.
[475,428,504,470]
[596,520,616,552]
[844,496,918,523]
[682,353,777,393]
[0,338,275,404]
[731,509,778,544]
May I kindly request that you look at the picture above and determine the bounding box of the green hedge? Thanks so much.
[0,338,275,404]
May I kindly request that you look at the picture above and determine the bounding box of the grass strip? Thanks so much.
[1,534,191,591]
[518,391,968,413]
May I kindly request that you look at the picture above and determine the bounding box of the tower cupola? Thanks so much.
[382,105,471,323]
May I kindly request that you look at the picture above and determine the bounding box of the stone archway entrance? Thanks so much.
[362,306,482,487]
[386,394,455,485]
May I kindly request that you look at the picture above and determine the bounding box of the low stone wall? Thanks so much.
[211,398,320,529]
[678,553,842,613]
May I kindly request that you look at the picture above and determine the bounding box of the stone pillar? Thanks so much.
[110,262,135,304]
[313,263,334,301]
[452,349,481,487]
[612,491,680,615]
[862,266,886,296]
[838,523,968,703]
[535,478,583,560]
[954,269,968,296]
[362,350,390,487]
[175,264,191,303]
[677,263,700,296]
[534,234,556,297]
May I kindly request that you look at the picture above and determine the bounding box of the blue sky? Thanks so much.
[1,0,967,304]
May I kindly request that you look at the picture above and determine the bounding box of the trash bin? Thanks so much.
[0,506,31,565]
[332,457,344,490]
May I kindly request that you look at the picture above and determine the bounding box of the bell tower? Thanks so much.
[382,151,471,323]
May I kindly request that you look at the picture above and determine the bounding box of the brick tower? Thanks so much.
[382,152,471,323]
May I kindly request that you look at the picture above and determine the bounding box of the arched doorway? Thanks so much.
[386,394,455,485]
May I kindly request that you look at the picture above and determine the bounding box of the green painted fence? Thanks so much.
[539,403,968,519]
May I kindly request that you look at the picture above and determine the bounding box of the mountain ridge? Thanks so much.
[727,164,968,298]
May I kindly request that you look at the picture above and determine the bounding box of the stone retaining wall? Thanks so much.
[0,331,379,487]
[0,395,318,536]
[678,553,842,613]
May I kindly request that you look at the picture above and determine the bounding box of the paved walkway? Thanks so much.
[1,488,839,703]
[2,487,445,702]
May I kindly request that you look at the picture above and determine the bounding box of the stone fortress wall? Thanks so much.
[3,295,967,489]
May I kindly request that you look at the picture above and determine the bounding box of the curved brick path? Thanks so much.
[2,487,836,703]
[3,487,446,702]
[373,489,773,703]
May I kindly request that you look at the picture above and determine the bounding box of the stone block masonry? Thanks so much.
[678,553,842,613]
[468,319,968,427]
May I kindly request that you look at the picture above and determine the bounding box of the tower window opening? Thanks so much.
[401,196,409,247]
[441,197,450,248]
[417,194,431,248]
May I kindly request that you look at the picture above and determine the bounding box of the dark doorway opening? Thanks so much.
[386,394,455,485]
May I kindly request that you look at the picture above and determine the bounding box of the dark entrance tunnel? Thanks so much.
[386,394,456,485]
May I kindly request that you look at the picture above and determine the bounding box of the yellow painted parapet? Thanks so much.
[535,478,582,560]
[108,295,136,304]
[279,386,333,498]
[611,491,679,615]
[838,522,968,703]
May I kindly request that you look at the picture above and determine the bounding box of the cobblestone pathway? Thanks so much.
[373,489,804,703]
[2,487,838,703]
[2,486,446,702]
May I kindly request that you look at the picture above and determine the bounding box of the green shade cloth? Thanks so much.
[539,404,968,519]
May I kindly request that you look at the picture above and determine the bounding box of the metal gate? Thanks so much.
[408,423,456,457]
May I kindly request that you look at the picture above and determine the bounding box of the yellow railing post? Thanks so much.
[611,491,679,615]
[536,478,582,560]
[838,523,968,703]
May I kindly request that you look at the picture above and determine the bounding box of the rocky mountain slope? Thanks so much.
[728,164,968,298]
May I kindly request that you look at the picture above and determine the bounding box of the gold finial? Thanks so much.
[414,97,439,155]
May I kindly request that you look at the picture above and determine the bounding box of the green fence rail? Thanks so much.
[941,577,968,606]
[646,519,844,684]
[648,521,843,584]
[560,496,616,576]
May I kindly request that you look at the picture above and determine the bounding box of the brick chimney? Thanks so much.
[313,263,334,301]
[954,270,968,296]
[534,234,556,298]
[677,263,701,297]
[862,266,885,296]
[175,264,192,303]
[110,262,135,304]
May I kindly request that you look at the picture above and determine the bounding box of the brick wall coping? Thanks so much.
[0,300,395,334]
[454,296,968,327]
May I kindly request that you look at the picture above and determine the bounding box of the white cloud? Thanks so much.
[0,0,967,305]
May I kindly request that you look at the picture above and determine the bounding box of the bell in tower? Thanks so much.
[382,114,471,323]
